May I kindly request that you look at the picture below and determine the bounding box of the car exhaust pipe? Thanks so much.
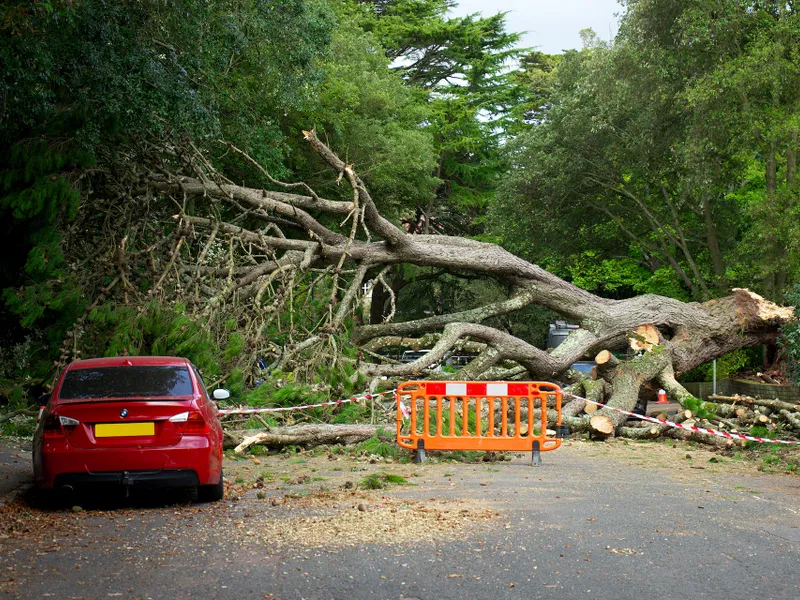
[60,484,74,495]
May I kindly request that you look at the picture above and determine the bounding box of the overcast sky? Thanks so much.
[448,0,623,54]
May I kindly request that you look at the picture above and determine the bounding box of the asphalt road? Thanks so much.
[1,438,798,600]
[0,438,32,503]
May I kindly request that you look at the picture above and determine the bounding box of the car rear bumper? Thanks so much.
[53,469,199,489]
[35,436,221,489]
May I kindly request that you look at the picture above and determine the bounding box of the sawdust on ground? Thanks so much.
[226,489,499,549]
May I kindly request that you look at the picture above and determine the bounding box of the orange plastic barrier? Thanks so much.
[396,381,566,465]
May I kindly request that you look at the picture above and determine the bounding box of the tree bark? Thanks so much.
[230,424,387,454]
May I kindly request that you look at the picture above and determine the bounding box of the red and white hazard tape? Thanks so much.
[216,389,396,416]
[566,393,800,445]
[426,382,533,397]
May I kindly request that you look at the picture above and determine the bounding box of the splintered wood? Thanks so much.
[628,324,659,353]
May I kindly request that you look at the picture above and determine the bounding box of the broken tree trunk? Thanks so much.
[708,394,799,413]
[230,424,388,454]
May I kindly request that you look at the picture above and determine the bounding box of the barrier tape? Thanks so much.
[566,392,800,445]
[216,389,396,416]
[217,386,799,445]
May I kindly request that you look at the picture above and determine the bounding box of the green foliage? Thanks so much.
[359,473,385,489]
[496,1,800,303]
[350,0,526,234]
[359,472,407,489]
[681,396,718,422]
[780,284,800,384]
[301,15,437,215]
[680,348,761,383]
[0,334,48,404]
[1,0,334,153]
[745,425,776,449]
[0,0,336,382]
[238,348,369,418]
[565,252,682,299]
[357,434,400,458]
[83,301,222,382]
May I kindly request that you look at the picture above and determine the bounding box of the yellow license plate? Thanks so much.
[95,422,155,437]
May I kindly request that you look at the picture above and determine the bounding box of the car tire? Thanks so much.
[198,469,224,503]
[27,488,45,509]
[28,488,58,509]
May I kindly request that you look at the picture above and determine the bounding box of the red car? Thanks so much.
[33,356,227,503]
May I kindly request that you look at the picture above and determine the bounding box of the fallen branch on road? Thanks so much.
[230,424,392,454]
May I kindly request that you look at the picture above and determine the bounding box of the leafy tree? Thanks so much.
[495,1,800,303]
[0,0,334,380]
[287,14,438,216]
[354,0,526,234]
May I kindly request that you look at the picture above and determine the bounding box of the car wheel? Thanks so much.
[198,469,224,503]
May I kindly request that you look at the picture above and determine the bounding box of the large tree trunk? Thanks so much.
[229,424,386,453]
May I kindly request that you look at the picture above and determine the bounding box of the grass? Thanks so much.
[382,473,408,484]
[355,434,400,459]
[359,472,409,490]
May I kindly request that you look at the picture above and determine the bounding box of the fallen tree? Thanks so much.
[55,131,797,443]
[228,424,388,454]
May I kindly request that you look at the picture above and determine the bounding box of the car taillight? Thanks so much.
[169,411,209,435]
[43,414,80,438]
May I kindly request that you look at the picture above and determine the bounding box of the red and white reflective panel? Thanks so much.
[425,382,530,397]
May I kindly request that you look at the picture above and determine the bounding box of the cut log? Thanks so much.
[618,424,664,439]
[779,409,800,430]
[757,372,780,385]
[594,350,620,381]
[628,324,659,353]
[229,424,387,454]
[589,414,615,436]
[664,428,741,448]
[709,394,799,413]
[584,402,599,414]
[595,350,618,366]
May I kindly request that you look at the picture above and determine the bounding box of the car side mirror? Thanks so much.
[212,389,230,401]
[37,393,50,408]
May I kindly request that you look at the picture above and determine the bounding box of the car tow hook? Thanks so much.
[121,472,131,498]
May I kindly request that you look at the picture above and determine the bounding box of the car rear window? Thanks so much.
[59,366,194,400]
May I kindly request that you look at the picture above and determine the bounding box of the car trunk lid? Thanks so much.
[55,400,195,449]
